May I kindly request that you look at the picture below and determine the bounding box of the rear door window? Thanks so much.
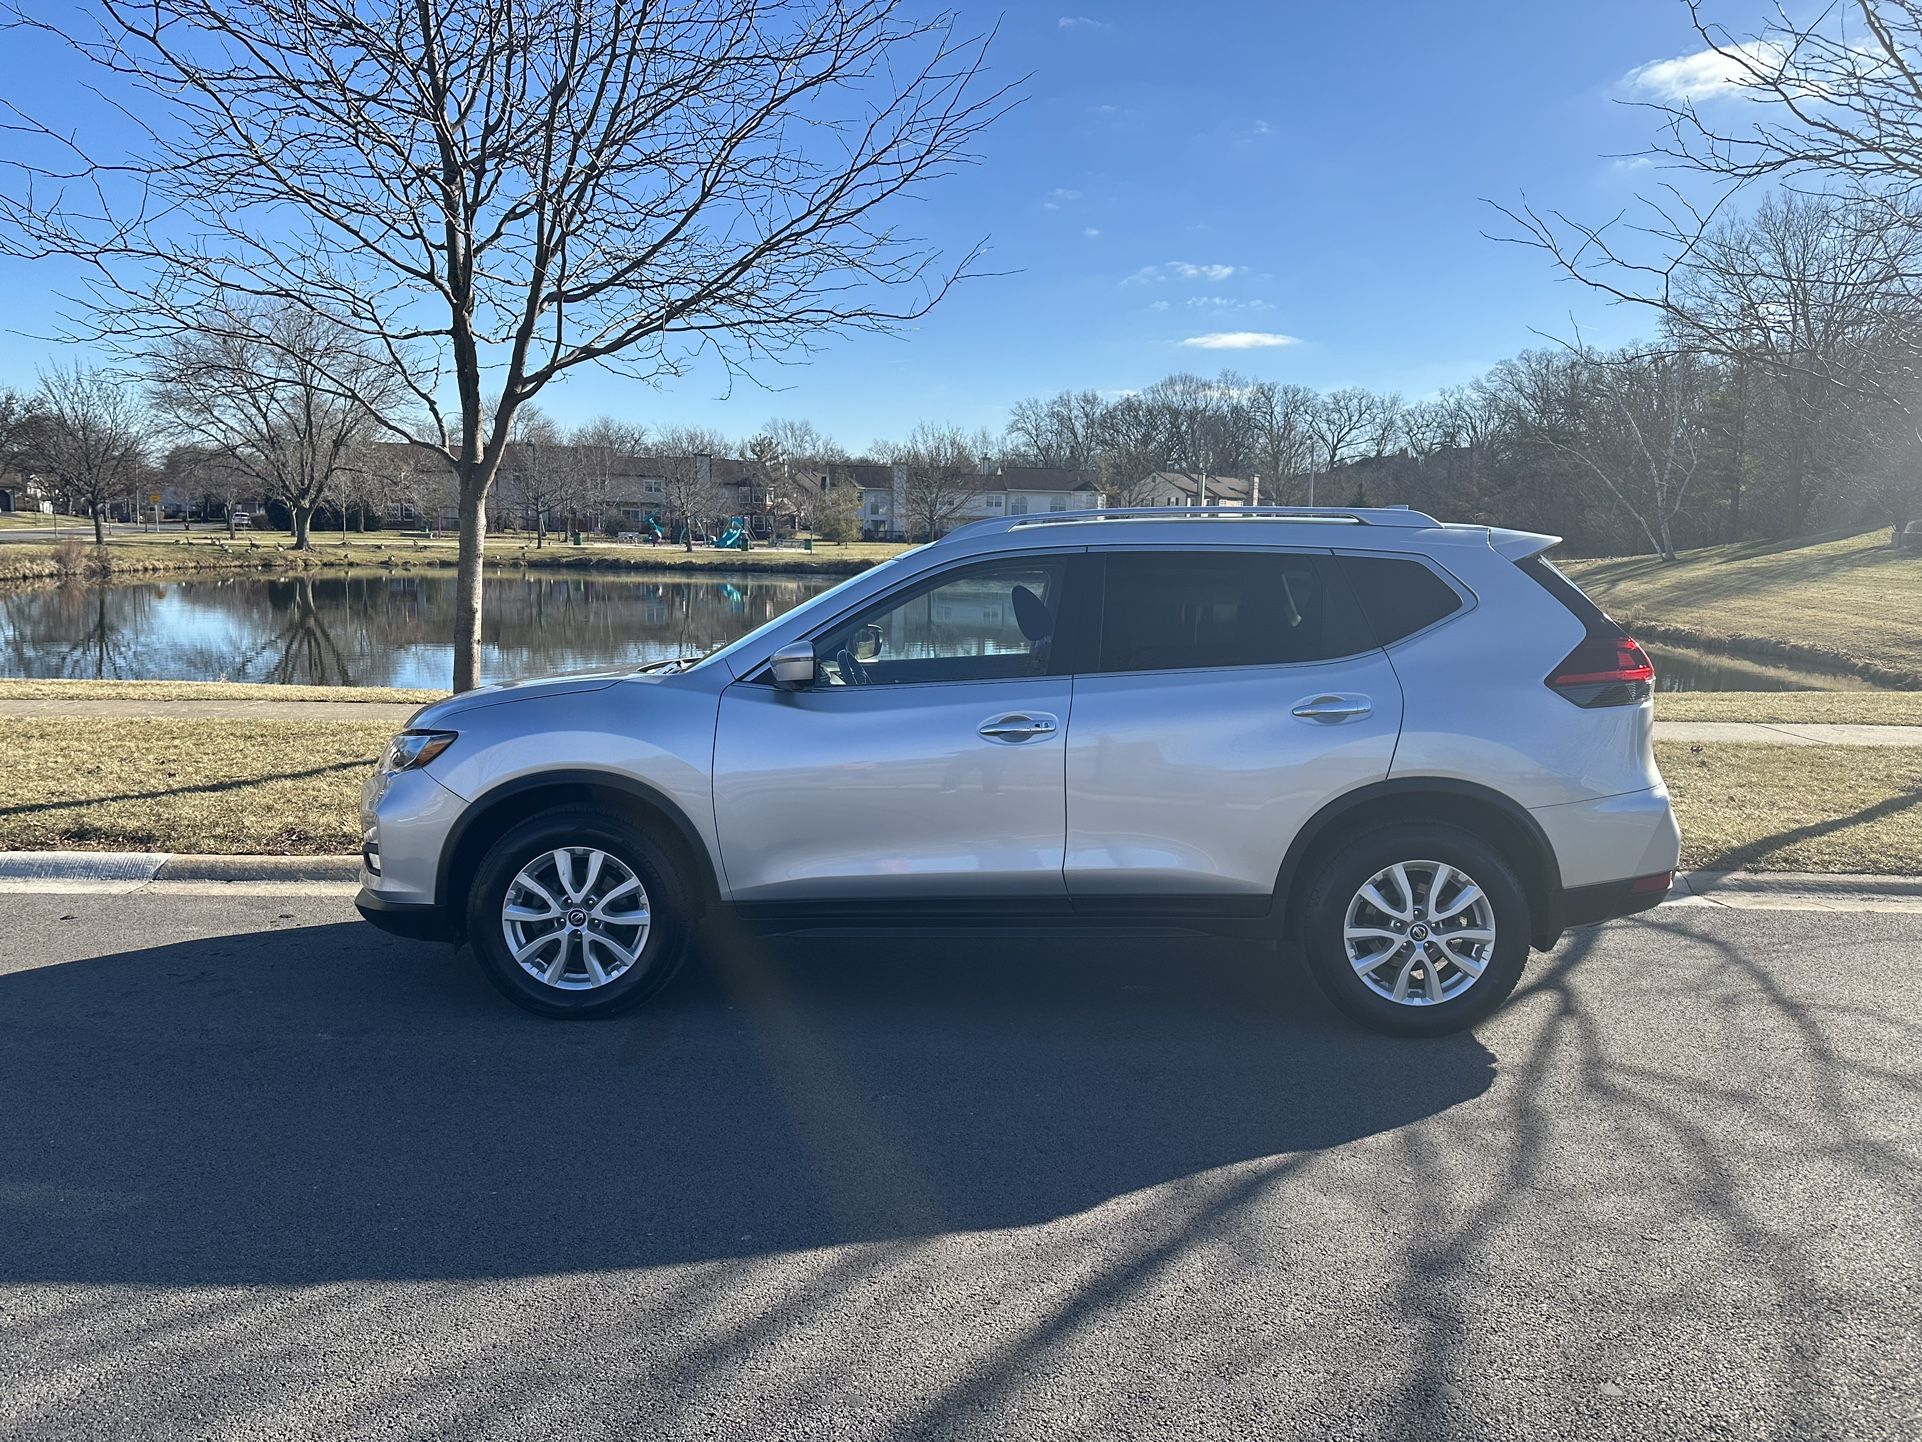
[1335,555,1463,646]
[1091,550,1374,673]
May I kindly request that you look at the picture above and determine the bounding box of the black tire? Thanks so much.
[1298,822,1532,1037]
[464,807,691,1019]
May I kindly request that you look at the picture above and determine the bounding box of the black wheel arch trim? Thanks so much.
[434,769,722,915]
[1272,775,1567,947]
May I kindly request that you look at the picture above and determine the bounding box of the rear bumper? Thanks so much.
[1530,783,1682,890]
[355,887,454,943]
[1529,783,1681,947]
[1558,871,1673,929]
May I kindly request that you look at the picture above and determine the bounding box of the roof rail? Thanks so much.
[992,504,1440,531]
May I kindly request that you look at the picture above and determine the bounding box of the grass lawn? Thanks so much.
[1655,691,1922,725]
[1563,529,1922,682]
[1659,740,1922,872]
[2,718,389,854]
[3,715,1916,875]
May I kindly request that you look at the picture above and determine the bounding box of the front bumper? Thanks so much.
[358,764,466,907]
[355,887,454,942]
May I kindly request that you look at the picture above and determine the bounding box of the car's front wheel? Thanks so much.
[465,808,690,1018]
[1298,823,1531,1037]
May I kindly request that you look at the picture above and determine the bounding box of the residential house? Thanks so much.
[1140,472,1264,508]
[857,465,1107,541]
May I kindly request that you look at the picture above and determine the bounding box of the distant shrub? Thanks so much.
[50,537,88,573]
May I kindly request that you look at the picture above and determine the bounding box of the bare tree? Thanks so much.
[1496,344,1712,561]
[498,408,572,547]
[1094,393,1171,506]
[1141,371,1247,500]
[149,302,397,548]
[1,0,1012,688]
[1309,387,1378,504]
[1005,389,1109,469]
[570,417,648,533]
[745,417,842,537]
[1245,381,1317,502]
[647,426,732,550]
[35,363,148,544]
[888,421,985,540]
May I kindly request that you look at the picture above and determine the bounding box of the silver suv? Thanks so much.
[356,507,1680,1036]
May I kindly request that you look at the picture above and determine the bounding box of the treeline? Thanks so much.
[6,195,1919,560]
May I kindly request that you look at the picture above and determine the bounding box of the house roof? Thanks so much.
[994,466,1102,493]
[1146,471,1259,503]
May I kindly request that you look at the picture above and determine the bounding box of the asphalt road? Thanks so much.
[1,893,1916,1441]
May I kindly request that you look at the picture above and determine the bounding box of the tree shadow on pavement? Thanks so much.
[0,919,1495,1287]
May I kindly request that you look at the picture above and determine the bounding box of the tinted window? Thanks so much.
[1337,555,1462,645]
[1094,551,1372,673]
[811,556,1068,686]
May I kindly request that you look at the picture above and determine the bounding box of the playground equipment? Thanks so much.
[642,512,666,544]
[711,515,749,550]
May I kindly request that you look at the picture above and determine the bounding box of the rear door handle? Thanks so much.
[1291,694,1373,722]
[979,712,1059,743]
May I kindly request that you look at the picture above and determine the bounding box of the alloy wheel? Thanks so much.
[500,847,652,991]
[1341,858,1497,1007]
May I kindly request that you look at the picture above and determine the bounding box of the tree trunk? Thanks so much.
[290,504,314,549]
[91,504,104,546]
[453,482,488,692]
[536,515,545,549]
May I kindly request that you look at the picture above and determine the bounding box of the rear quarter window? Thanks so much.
[1094,550,1374,672]
[1336,555,1463,646]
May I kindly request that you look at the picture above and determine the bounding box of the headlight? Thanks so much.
[380,729,458,773]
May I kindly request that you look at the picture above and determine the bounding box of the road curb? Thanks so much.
[0,851,360,887]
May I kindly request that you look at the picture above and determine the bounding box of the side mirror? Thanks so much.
[769,642,817,690]
[852,623,885,663]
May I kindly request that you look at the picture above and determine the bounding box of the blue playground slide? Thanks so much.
[711,516,749,550]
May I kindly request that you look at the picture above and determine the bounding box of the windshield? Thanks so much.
[692,547,926,675]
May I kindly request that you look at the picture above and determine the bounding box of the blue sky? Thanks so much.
[0,0,1760,449]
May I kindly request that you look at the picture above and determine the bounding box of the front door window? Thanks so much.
[812,557,1068,686]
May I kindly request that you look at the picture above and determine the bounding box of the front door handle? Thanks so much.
[1291,694,1373,722]
[979,712,1059,743]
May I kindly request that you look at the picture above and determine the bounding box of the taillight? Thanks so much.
[1546,635,1654,707]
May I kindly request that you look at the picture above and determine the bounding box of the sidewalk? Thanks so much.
[5,694,1922,746]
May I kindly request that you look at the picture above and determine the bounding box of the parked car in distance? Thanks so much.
[356,506,1679,1036]
[228,510,251,529]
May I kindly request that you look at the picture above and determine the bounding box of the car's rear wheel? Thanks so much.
[465,808,690,1018]
[1298,823,1531,1036]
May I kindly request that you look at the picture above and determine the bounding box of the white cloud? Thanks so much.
[1622,41,1782,101]
[1083,227,1102,239]
[1180,331,1301,350]
[1170,261,1239,281]
[1147,299,1170,312]
[1059,15,1111,31]
[1127,260,1241,285]
[1043,187,1082,209]
[1251,119,1273,137]
[1187,295,1274,311]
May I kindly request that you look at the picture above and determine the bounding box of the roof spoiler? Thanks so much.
[1488,528,1560,561]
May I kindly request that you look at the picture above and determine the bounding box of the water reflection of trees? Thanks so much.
[0,571,833,686]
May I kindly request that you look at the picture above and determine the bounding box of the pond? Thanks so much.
[0,571,1889,692]
[0,571,840,689]
[1639,642,1884,693]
